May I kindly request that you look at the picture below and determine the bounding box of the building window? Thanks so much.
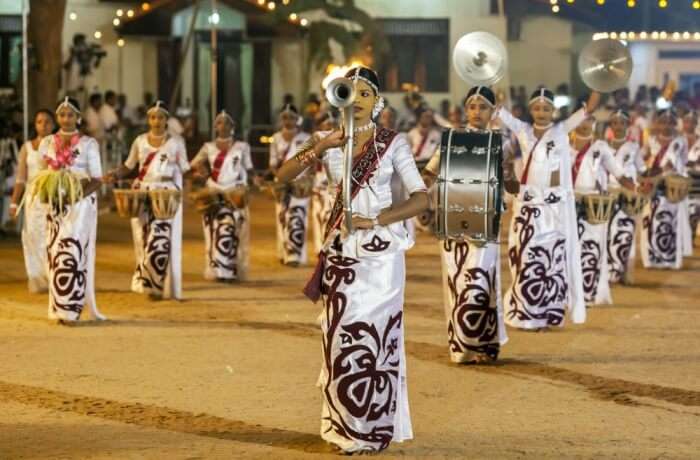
[375,19,449,93]
[0,16,22,88]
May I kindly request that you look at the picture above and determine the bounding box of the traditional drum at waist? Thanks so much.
[113,189,147,218]
[637,175,661,198]
[190,186,248,213]
[148,189,181,219]
[575,192,617,225]
[661,174,692,203]
[610,187,647,216]
[435,128,503,245]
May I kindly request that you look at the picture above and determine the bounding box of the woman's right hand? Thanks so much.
[318,129,347,151]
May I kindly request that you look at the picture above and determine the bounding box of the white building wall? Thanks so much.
[628,41,700,94]
[61,0,157,106]
[507,15,573,94]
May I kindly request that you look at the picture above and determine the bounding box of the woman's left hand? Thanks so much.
[351,215,376,230]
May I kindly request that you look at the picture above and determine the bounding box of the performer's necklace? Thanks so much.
[216,137,233,143]
[576,134,593,141]
[612,135,626,143]
[534,122,553,130]
[59,129,78,136]
[354,122,375,134]
[149,132,167,139]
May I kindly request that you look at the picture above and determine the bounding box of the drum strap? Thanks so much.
[571,142,591,186]
[415,130,430,158]
[520,132,549,185]
[303,127,398,302]
[137,151,158,181]
[210,148,229,182]
[651,142,671,171]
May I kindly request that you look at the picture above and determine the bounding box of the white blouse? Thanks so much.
[15,140,44,184]
[498,107,587,191]
[408,127,442,162]
[269,131,311,170]
[314,129,427,256]
[687,137,700,167]
[125,134,190,184]
[39,134,103,179]
[191,140,252,190]
[645,135,687,176]
[606,140,645,187]
[571,140,624,193]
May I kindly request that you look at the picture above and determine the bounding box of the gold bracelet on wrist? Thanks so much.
[294,136,320,167]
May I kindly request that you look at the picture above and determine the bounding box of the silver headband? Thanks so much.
[56,96,81,115]
[466,86,495,108]
[610,109,630,121]
[528,88,554,106]
[280,104,297,116]
[348,68,379,94]
[147,100,170,117]
[215,110,234,124]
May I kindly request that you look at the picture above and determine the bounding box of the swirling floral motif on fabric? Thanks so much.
[607,205,635,283]
[321,255,399,452]
[362,235,390,253]
[507,205,567,326]
[284,205,307,258]
[47,209,87,318]
[642,197,677,265]
[443,240,499,360]
[134,216,171,292]
[204,206,240,276]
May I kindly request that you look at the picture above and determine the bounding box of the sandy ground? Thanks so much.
[1,192,699,459]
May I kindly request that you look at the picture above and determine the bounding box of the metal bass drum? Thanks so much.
[436,129,503,244]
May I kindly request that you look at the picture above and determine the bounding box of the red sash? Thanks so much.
[651,141,671,170]
[571,141,591,186]
[414,130,430,158]
[210,148,228,182]
[137,151,158,180]
[302,127,398,302]
[520,131,549,185]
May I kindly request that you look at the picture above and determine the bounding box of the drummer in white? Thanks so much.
[190,110,253,282]
[569,113,633,305]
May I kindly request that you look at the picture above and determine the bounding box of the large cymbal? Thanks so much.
[453,31,507,86]
[578,39,633,93]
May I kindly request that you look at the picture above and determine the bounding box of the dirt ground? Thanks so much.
[1,192,699,459]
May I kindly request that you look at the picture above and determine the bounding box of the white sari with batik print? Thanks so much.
[39,134,105,321]
[310,128,425,453]
[687,137,700,238]
[270,130,312,265]
[424,130,508,363]
[191,140,252,281]
[125,134,190,298]
[17,141,49,292]
[606,140,644,284]
[571,140,624,305]
[641,136,690,269]
[498,107,586,329]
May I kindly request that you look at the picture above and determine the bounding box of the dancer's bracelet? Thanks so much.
[295,137,320,167]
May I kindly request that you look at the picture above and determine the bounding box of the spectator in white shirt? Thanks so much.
[100,90,119,132]
[84,93,105,142]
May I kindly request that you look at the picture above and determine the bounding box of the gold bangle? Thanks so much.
[294,136,319,167]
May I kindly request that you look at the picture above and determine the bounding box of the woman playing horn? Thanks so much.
[106,101,191,299]
[276,66,428,454]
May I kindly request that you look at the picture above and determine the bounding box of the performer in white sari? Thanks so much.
[605,110,646,284]
[10,110,55,293]
[497,88,599,330]
[682,111,700,239]
[310,111,338,253]
[569,114,632,305]
[39,97,105,323]
[423,86,514,363]
[107,101,190,299]
[641,109,691,269]
[277,67,428,454]
[190,110,252,281]
[269,104,312,266]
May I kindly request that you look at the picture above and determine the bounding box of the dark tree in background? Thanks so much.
[28,0,66,114]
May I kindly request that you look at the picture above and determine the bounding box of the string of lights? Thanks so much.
[593,31,700,41]
[550,0,700,12]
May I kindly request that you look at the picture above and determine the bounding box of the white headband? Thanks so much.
[466,86,495,108]
[215,110,234,124]
[147,100,170,117]
[56,96,81,115]
[528,88,554,106]
[610,109,630,121]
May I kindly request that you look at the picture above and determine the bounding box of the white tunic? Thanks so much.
[191,140,252,190]
[607,140,644,187]
[571,140,624,193]
[269,131,311,170]
[407,127,442,162]
[125,134,190,184]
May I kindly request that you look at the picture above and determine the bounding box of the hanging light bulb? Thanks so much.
[596,0,605,4]
[116,9,124,17]
[639,31,648,39]
[627,0,636,7]
[94,30,102,39]
[267,2,276,10]
[658,0,667,7]
[117,38,125,47]
[113,18,120,26]
[552,4,560,12]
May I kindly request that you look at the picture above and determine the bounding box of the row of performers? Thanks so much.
[10,99,255,321]
[272,68,700,453]
[9,66,700,454]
